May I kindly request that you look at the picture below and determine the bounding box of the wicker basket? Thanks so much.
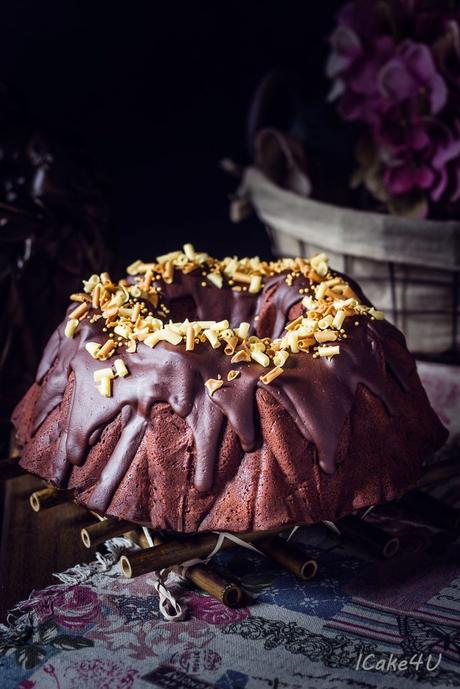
[239,167,460,362]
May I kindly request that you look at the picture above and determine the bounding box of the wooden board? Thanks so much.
[0,474,94,621]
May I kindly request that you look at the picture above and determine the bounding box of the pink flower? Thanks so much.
[379,41,447,115]
[327,27,395,125]
[377,111,460,204]
[52,586,101,630]
[186,593,251,625]
[326,0,460,216]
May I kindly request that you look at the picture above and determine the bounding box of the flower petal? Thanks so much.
[378,58,418,103]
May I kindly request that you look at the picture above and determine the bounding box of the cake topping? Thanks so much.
[318,345,340,358]
[205,378,224,396]
[114,359,129,378]
[74,245,384,376]
[259,366,284,385]
[97,339,117,360]
[227,370,240,381]
[85,342,101,358]
[32,245,411,503]
[64,319,79,338]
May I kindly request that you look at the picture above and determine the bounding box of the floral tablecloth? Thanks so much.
[1,466,459,689]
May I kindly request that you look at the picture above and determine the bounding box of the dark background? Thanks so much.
[0,1,343,261]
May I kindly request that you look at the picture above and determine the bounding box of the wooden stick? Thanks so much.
[29,486,70,512]
[120,528,284,578]
[0,458,25,481]
[401,490,460,531]
[333,515,400,559]
[183,563,243,607]
[81,518,135,548]
[148,533,243,606]
[257,536,317,580]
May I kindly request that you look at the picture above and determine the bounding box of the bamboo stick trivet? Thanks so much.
[1,453,459,609]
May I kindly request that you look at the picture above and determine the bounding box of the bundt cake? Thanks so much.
[12,245,447,532]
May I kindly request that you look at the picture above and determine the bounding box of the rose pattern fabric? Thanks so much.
[184,593,251,626]
[51,587,101,630]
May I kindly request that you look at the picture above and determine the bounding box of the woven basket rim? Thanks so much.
[242,167,460,272]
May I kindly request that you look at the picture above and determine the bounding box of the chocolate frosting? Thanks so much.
[30,268,412,514]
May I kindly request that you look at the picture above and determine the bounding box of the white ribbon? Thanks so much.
[143,529,267,622]
[286,525,300,542]
[146,571,186,622]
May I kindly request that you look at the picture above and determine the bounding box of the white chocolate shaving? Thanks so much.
[114,359,129,377]
[318,345,340,358]
[65,319,79,338]
[85,342,101,358]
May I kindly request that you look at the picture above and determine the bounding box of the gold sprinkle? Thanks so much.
[260,366,284,385]
[314,330,338,343]
[127,259,143,275]
[163,260,174,284]
[223,335,238,356]
[231,349,251,364]
[92,283,102,309]
[97,339,117,360]
[69,292,90,303]
[131,302,142,323]
[205,378,224,396]
[233,271,252,284]
[68,302,89,321]
[285,316,303,331]
[143,269,153,291]
[227,370,240,381]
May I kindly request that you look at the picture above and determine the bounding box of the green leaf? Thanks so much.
[15,645,46,670]
[37,621,59,643]
[50,635,94,650]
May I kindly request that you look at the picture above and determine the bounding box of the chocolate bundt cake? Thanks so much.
[12,245,447,532]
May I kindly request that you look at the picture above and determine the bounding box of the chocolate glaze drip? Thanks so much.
[31,270,411,513]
